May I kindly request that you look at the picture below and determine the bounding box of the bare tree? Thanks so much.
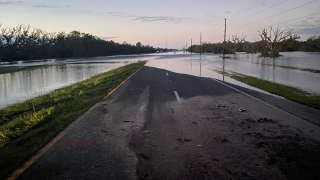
[231,34,246,53]
[257,26,299,57]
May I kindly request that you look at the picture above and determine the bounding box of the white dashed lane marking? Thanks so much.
[174,91,181,102]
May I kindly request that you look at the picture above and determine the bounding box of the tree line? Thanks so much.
[0,24,157,62]
[189,26,320,57]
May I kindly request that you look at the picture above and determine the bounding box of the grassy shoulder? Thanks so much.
[0,61,146,179]
[219,56,231,59]
[276,65,320,74]
[0,65,49,75]
[214,69,320,110]
[260,52,283,58]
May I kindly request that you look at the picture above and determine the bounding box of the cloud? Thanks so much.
[32,4,70,8]
[292,19,320,35]
[99,36,119,40]
[106,12,122,15]
[225,11,231,14]
[132,16,189,23]
[294,27,320,35]
[0,1,24,5]
[0,1,70,8]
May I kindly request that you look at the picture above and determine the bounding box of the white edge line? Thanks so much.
[210,78,308,122]
[174,91,181,102]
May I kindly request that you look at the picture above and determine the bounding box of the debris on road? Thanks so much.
[198,145,202,147]
[139,153,150,160]
[256,118,275,123]
[143,131,150,133]
[210,105,228,110]
[239,108,245,112]
[177,138,192,142]
[123,121,131,123]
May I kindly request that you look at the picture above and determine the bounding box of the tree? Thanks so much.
[305,35,320,52]
[231,35,246,53]
[257,26,299,57]
[0,23,157,62]
[136,42,142,47]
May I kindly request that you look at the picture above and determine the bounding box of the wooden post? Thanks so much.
[223,18,227,59]
[191,39,192,54]
[200,33,202,55]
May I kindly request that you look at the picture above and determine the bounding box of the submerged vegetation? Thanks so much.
[190,35,320,55]
[276,65,320,74]
[0,62,146,179]
[214,69,320,110]
[189,25,320,57]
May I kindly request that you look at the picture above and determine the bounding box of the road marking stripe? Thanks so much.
[174,91,181,102]
[6,66,145,180]
[166,72,169,76]
[210,78,309,123]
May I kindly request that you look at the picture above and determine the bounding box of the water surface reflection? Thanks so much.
[0,62,136,108]
[1,52,319,109]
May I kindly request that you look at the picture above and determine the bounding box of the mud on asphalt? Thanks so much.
[129,95,320,180]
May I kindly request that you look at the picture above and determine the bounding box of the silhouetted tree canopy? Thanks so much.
[189,35,320,54]
[0,24,157,62]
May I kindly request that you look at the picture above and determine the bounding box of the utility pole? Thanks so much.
[166,37,167,53]
[200,33,202,55]
[186,42,187,54]
[191,39,192,54]
[223,18,227,59]
[223,18,227,82]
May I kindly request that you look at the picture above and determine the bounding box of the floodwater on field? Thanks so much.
[0,51,319,109]
[0,55,156,109]
[147,51,320,96]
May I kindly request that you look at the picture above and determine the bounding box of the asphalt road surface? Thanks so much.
[16,65,320,180]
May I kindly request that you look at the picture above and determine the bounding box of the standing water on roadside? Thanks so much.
[0,55,155,109]
[1,52,320,109]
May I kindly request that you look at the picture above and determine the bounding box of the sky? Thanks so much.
[1,0,320,49]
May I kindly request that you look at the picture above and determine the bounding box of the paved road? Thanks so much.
[16,65,320,180]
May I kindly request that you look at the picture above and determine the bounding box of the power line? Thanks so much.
[249,27,320,42]
[203,20,224,34]
[203,0,266,34]
[206,12,320,43]
[233,11,320,36]
[294,26,320,33]
[227,0,267,18]
[205,25,225,37]
[205,30,225,41]
[229,0,288,24]
[229,0,319,30]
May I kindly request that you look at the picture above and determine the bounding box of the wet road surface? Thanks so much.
[15,65,320,180]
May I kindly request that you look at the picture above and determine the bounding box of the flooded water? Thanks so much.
[147,51,320,96]
[0,55,156,109]
[0,51,319,109]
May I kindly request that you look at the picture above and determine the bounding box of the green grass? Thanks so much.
[0,65,50,75]
[276,65,320,74]
[260,52,282,58]
[0,61,146,179]
[219,56,231,59]
[214,69,320,110]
